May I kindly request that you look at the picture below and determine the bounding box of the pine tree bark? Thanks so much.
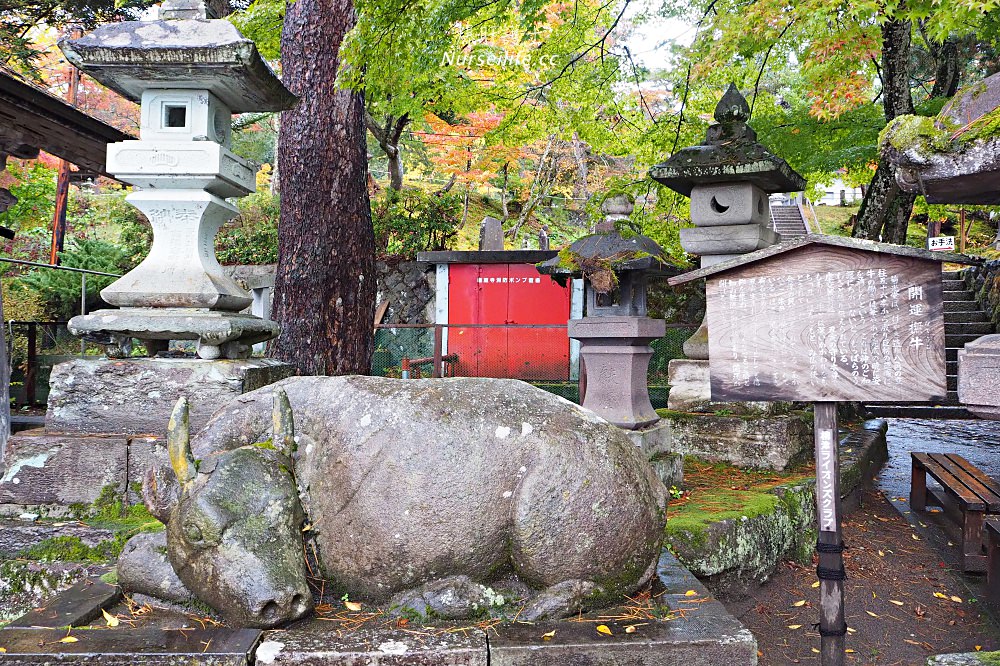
[930,38,962,98]
[271,0,375,375]
[853,18,916,241]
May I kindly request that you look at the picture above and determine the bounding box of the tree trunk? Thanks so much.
[386,147,403,190]
[931,38,961,98]
[271,0,375,375]
[853,18,916,241]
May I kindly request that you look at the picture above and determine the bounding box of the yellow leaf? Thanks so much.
[933,592,948,599]
[948,541,955,547]
[542,630,555,641]
[878,550,885,557]
[812,648,820,653]
[866,611,879,618]
[812,581,820,588]
[344,600,362,612]
[0,647,6,653]
[890,600,904,606]
[787,624,802,630]
[847,627,856,634]
[596,625,612,636]
[684,590,698,597]
[302,524,313,532]
[792,600,807,607]
[912,534,921,541]
[977,646,983,651]
[102,609,119,627]
[58,637,78,644]
[951,596,963,603]
[625,625,637,634]
[846,649,855,653]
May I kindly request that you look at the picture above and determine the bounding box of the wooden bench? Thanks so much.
[910,452,1000,572]
[986,517,1000,606]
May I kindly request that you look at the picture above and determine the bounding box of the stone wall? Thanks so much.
[223,260,435,325]
[965,260,1000,329]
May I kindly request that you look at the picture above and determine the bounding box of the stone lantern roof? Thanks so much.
[649,84,806,197]
[536,195,676,286]
[59,5,296,113]
[884,71,1000,205]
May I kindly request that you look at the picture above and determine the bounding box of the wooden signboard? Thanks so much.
[704,244,946,403]
[669,235,976,666]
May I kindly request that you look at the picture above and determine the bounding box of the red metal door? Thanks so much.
[447,263,570,380]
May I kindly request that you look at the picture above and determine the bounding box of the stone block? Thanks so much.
[625,421,683,488]
[7,576,120,628]
[666,359,712,411]
[255,624,489,665]
[46,358,295,436]
[679,223,778,256]
[0,521,114,559]
[690,182,769,227]
[958,334,1000,419]
[0,430,128,507]
[0,627,261,664]
[662,412,811,471]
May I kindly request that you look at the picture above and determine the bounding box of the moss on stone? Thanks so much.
[880,115,952,156]
[18,536,117,563]
[955,106,1000,144]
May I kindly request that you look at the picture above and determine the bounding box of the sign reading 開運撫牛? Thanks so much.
[667,237,967,404]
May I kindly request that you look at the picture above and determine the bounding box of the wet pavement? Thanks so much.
[878,418,1000,503]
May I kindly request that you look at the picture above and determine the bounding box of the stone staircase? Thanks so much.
[867,270,994,419]
[770,204,810,238]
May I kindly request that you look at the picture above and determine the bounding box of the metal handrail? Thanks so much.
[0,256,120,277]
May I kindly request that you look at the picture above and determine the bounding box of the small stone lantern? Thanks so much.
[538,195,671,429]
[648,84,806,410]
[59,0,296,360]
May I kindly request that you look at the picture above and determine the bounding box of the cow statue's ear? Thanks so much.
[168,396,197,487]
[272,388,296,457]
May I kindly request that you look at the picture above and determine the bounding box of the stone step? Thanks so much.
[945,300,982,312]
[944,290,975,302]
[948,360,958,375]
[866,404,976,419]
[942,270,966,279]
[946,333,986,347]
[943,279,966,290]
[948,375,958,391]
[947,348,960,362]
[946,311,990,323]
[945,322,994,335]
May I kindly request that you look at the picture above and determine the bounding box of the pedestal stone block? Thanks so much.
[570,316,665,429]
[0,431,127,507]
[679,223,778,255]
[46,358,295,436]
[690,182,769,227]
[958,334,1000,419]
[666,359,712,411]
[661,412,811,471]
[625,420,684,489]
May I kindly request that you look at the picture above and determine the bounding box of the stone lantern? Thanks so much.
[649,84,806,410]
[59,0,296,360]
[537,195,671,429]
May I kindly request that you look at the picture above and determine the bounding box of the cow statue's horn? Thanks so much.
[272,388,295,456]
[168,396,197,486]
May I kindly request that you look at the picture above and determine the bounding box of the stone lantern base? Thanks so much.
[69,308,279,360]
[958,334,1000,420]
[569,316,665,430]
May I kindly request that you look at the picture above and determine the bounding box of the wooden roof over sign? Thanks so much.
[668,234,981,286]
[0,68,132,176]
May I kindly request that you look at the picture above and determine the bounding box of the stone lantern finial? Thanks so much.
[714,84,750,123]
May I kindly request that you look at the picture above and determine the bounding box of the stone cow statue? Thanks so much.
[122,376,667,628]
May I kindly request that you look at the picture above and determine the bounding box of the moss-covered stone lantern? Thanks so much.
[648,84,806,410]
[538,195,673,429]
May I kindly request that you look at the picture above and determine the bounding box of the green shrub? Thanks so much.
[371,187,462,259]
[216,189,280,265]
[17,238,125,319]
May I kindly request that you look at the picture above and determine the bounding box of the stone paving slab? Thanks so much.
[0,627,261,664]
[6,576,119,629]
[254,625,488,665]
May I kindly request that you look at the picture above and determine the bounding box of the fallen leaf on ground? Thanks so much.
[866,611,879,618]
[344,601,362,612]
[542,630,555,640]
[912,534,921,541]
[102,609,119,627]
[847,627,856,634]
[792,600,806,607]
[811,581,820,588]
[788,624,802,630]
[889,600,904,606]
[625,626,637,634]
[812,648,820,653]
[878,550,885,557]
[933,592,948,600]
[58,637,78,644]
[596,625,612,636]
[684,590,698,597]
[951,596,963,603]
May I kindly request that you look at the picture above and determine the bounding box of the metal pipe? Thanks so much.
[0,256,120,277]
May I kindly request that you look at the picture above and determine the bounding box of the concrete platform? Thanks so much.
[0,551,758,665]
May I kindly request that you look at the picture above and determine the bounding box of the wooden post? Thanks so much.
[814,402,846,665]
[960,208,967,254]
[25,323,37,406]
[433,324,443,378]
